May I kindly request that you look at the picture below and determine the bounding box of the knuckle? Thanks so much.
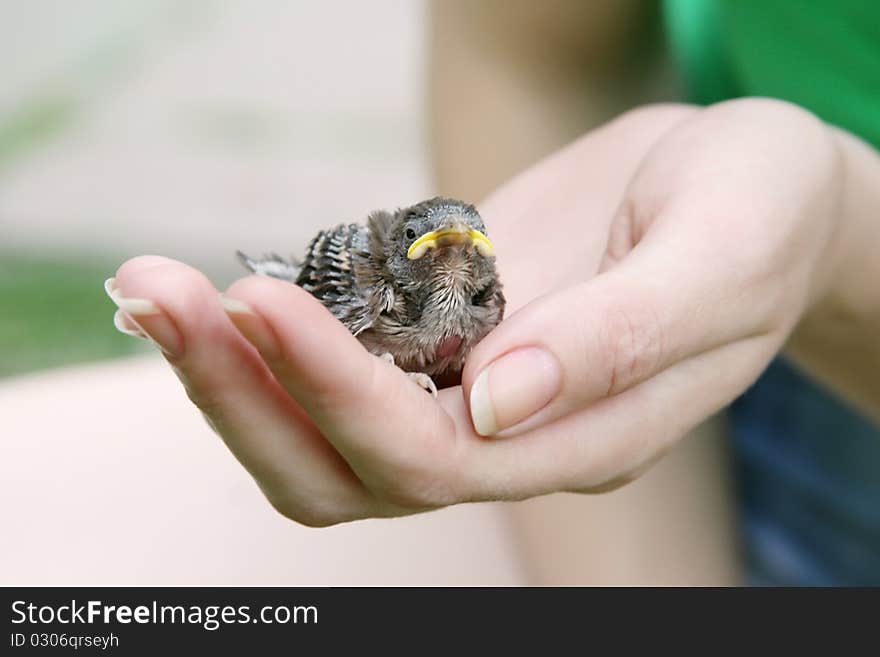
[594,299,665,396]
[713,97,826,134]
[291,511,343,529]
[115,255,176,278]
[263,492,350,528]
[609,103,698,136]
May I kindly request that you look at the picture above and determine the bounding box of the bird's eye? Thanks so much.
[405,228,417,240]
[471,285,493,306]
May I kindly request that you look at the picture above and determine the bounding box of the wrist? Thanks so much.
[786,126,880,418]
[807,127,880,322]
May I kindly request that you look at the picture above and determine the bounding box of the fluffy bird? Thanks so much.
[237,197,505,395]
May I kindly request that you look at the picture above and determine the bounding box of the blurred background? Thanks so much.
[1,0,739,585]
[1,0,430,377]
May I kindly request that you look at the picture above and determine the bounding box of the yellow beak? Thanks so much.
[406,224,495,260]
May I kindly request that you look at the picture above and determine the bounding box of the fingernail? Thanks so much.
[104,277,158,315]
[112,309,149,340]
[221,295,281,360]
[469,347,561,436]
[104,277,183,357]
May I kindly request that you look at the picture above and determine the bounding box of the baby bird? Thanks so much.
[237,197,505,396]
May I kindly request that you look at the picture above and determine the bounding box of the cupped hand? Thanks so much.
[108,99,846,525]
[465,98,845,475]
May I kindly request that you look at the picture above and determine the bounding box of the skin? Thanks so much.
[110,98,880,525]
[427,0,741,585]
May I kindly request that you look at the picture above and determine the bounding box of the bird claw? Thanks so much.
[407,372,438,398]
[379,353,438,398]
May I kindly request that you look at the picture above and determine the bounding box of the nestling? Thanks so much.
[237,197,505,396]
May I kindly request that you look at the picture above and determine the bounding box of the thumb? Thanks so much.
[462,243,763,437]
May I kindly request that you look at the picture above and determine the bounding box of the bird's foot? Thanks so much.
[379,353,438,398]
[407,372,438,398]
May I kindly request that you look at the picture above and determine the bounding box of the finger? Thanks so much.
[109,256,378,525]
[220,269,776,508]
[223,275,475,508]
[455,329,781,498]
[461,217,789,437]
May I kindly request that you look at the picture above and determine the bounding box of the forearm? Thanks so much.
[787,128,880,419]
[428,0,664,201]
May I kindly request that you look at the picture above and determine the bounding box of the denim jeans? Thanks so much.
[730,359,880,585]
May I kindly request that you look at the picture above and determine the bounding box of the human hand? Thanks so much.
[465,98,848,470]
[107,99,849,525]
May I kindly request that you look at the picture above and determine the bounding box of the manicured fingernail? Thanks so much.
[220,295,255,315]
[221,295,281,360]
[104,277,183,357]
[104,277,158,315]
[469,347,561,436]
[112,309,149,340]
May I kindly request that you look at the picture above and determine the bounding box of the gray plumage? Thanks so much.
[238,197,505,389]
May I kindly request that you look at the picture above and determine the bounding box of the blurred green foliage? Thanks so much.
[0,253,149,378]
[0,55,144,378]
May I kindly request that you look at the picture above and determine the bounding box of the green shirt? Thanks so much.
[664,0,880,148]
